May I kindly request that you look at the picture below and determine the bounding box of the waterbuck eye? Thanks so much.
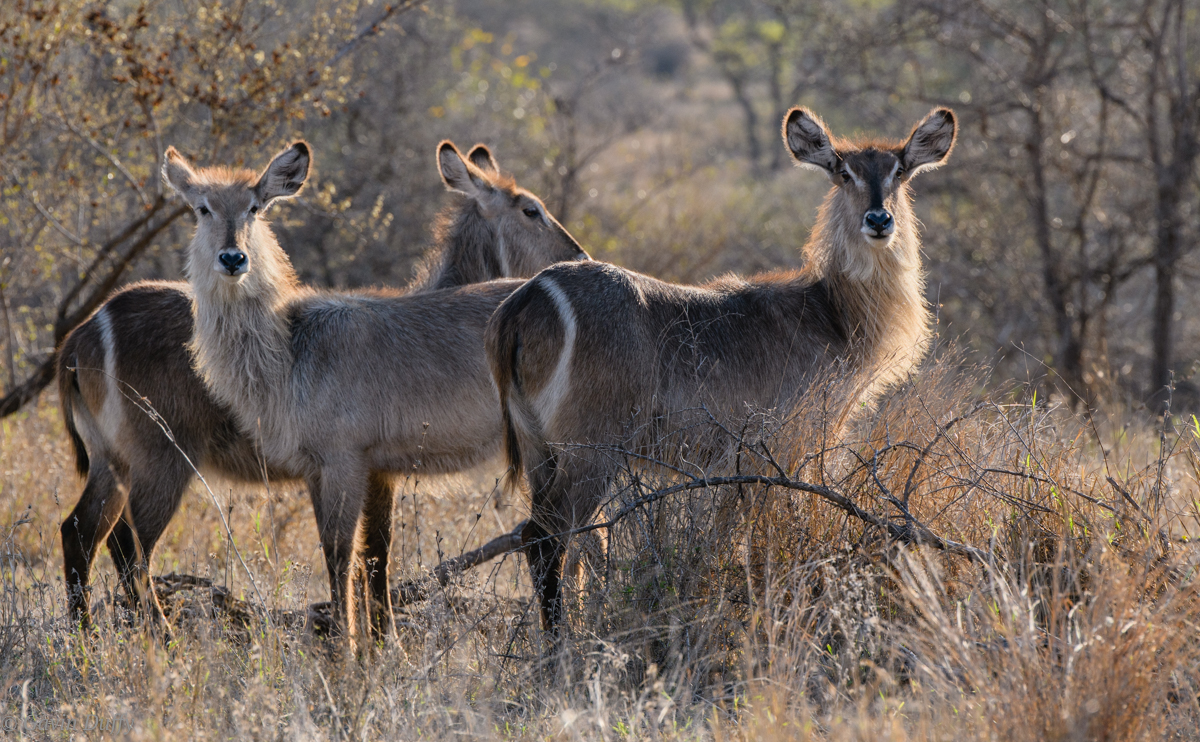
[248,204,258,215]
[840,171,852,184]
[197,205,211,217]
[522,206,540,219]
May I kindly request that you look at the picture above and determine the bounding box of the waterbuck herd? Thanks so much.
[55,107,956,648]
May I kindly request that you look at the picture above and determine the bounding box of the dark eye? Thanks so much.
[522,206,540,219]
[197,205,211,217]
[249,204,258,215]
[840,171,852,184]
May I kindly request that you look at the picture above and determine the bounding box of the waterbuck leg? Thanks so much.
[307,464,367,649]
[61,460,126,629]
[361,470,395,640]
[522,519,566,635]
[114,465,192,629]
[105,517,144,611]
[525,457,609,638]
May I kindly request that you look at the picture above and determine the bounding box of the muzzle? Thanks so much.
[217,251,248,276]
[862,209,894,240]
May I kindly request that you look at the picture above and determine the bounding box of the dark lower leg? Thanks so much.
[361,471,395,640]
[116,472,190,630]
[523,520,565,635]
[106,516,148,612]
[61,465,126,628]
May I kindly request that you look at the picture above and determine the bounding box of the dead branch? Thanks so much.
[147,519,529,628]
[538,470,992,565]
[0,200,188,419]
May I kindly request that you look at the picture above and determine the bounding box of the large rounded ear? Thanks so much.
[255,141,311,204]
[466,143,498,173]
[438,140,491,197]
[162,146,201,205]
[900,108,956,177]
[783,107,839,174]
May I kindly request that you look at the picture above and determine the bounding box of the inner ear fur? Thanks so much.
[255,141,311,203]
[901,108,956,175]
[438,140,491,197]
[162,146,201,204]
[467,144,499,173]
[783,107,840,174]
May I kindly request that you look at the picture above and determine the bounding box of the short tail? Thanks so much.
[56,332,90,478]
[485,283,541,495]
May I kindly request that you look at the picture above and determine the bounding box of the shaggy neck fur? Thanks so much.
[412,200,500,291]
[799,182,929,401]
[187,220,308,458]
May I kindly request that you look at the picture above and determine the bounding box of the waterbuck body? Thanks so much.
[161,140,585,645]
[58,142,586,632]
[486,107,956,632]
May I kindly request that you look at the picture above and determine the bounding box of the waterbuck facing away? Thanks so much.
[57,141,586,633]
[486,107,956,633]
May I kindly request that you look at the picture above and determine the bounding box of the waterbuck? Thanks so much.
[58,141,586,633]
[486,107,956,632]
[159,139,586,645]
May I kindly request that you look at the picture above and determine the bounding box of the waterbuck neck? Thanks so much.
[186,221,304,457]
[414,200,501,291]
[803,182,929,397]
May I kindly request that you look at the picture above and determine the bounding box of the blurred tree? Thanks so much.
[1129,0,1200,407]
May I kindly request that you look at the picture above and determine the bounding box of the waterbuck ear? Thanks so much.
[255,141,311,204]
[901,108,956,176]
[438,141,491,197]
[466,144,498,173]
[783,107,839,174]
[162,146,201,205]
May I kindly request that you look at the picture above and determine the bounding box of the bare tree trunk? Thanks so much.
[724,69,762,170]
[1145,0,1199,410]
[1025,101,1086,404]
[1150,186,1181,403]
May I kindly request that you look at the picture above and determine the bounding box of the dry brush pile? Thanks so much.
[1,348,1199,739]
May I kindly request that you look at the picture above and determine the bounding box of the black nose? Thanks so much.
[864,210,894,235]
[218,251,247,274]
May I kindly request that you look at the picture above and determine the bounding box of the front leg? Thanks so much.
[361,470,395,641]
[306,461,368,651]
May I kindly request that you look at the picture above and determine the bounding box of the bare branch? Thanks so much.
[328,1,425,68]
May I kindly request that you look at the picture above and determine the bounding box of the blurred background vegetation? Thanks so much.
[2,0,1198,417]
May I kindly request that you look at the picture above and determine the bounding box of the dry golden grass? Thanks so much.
[1,349,1199,739]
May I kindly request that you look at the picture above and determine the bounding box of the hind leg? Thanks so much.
[61,460,127,629]
[525,453,609,638]
[361,471,395,641]
[114,463,192,628]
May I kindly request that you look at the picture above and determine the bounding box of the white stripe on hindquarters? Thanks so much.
[95,306,125,449]
[531,277,577,433]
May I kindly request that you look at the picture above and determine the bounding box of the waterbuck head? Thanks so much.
[163,141,310,296]
[437,141,588,278]
[784,108,956,248]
